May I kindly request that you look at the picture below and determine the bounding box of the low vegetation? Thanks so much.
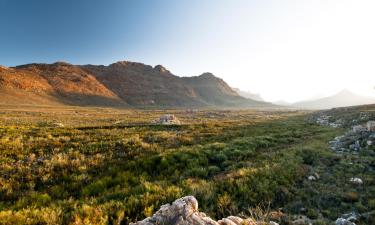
[0,105,374,224]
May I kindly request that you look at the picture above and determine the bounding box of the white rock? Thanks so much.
[52,122,65,127]
[308,175,316,181]
[226,216,243,224]
[152,114,181,125]
[131,196,254,225]
[335,218,356,225]
[349,177,363,185]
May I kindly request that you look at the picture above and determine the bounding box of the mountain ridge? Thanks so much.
[292,89,375,109]
[0,61,272,108]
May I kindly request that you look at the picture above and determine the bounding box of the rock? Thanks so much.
[313,173,320,179]
[307,175,316,181]
[307,173,320,181]
[131,196,259,225]
[152,114,181,125]
[341,212,359,222]
[367,121,375,131]
[113,120,124,125]
[154,65,171,74]
[218,218,238,225]
[52,122,64,127]
[349,177,363,185]
[352,125,366,133]
[291,215,311,225]
[335,218,356,225]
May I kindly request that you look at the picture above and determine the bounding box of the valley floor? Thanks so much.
[0,106,374,224]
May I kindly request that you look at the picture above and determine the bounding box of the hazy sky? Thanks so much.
[1,0,375,102]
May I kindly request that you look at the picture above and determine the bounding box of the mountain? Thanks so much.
[0,61,272,108]
[292,89,375,109]
[272,100,292,106]
[233,88,264,101]
[0,62,124,106]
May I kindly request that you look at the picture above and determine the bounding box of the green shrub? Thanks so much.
[307,208,319,219]
[343,192,359,203]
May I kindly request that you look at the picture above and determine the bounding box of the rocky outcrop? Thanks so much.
[130,196,260,225]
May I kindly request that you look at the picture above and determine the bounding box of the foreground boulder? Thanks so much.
[130,196,259,225]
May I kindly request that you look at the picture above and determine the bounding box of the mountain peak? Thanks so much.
[198,72,216,79]
[53,61,72,66]
[109,61,148,68]
[154,65,170,74]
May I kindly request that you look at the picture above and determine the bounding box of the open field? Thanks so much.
[0,106,374,224]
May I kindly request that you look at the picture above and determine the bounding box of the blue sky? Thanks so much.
[1,0,375,102]
[0,0,183,65]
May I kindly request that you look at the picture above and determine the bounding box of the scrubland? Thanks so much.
[0,106,374,224]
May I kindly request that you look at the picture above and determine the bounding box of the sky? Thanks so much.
[1,0,375,102]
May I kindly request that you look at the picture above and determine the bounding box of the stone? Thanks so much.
[367,121,375,131]
[307,175,316,181]
[313,173,320,179]
[130,196,258,225]
[341,211,359,222]
[52,122,65,127]
[349,177,363,185]
[152,114,181,125]
[352,125,366,133]
[335,218,356,225]
[291,215,311,225]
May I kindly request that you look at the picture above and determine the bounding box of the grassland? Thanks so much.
[0,105,374,224]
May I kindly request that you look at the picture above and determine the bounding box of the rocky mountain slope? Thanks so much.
[0,63,124,106]
[0,61,271,108]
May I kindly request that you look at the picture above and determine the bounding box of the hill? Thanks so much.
[292,89,375,109]
[0,61,272,108]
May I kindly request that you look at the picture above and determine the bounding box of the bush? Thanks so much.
[299,148,319,165]
[307,208,319,220]
[343,192,359,203]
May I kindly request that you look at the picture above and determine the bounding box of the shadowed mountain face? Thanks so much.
[0,61,271,108]
[292,89,375,109]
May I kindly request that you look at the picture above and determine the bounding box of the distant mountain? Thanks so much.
[272,100,292,106]
[0,61,272,108]
[233,88,264,101]
[293,89,375,109]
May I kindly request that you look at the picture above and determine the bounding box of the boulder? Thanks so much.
[291,215,311,225]
[307,176,316,181]
[152,114,181,125]
[130,196,259,225]
[349,177,363,185]
[335,218,356,225]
